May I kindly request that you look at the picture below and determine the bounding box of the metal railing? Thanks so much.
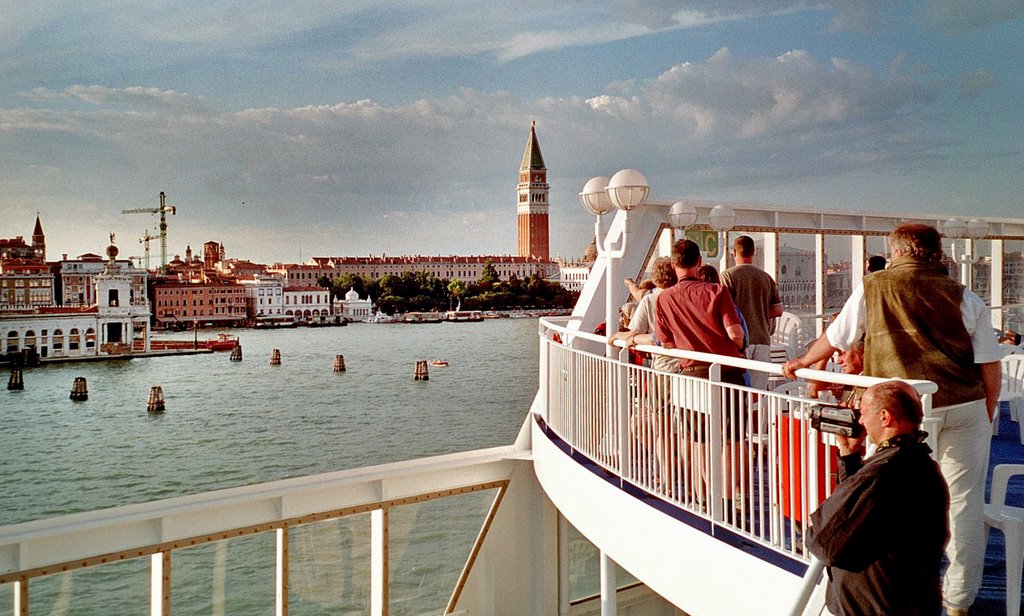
[537,316,938,564]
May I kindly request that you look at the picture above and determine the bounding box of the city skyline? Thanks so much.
[1,2,1021,264]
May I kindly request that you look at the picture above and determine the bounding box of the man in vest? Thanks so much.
[782,223,1002,616]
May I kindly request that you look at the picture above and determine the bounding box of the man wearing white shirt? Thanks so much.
[783,223,1002,616]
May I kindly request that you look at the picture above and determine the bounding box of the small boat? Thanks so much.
[204,333,240,351]
[445,310,484,322]
[430,359,449,367]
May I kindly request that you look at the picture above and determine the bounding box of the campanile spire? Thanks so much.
[517,121,550,260]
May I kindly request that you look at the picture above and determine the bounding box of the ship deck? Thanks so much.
[976,406,1024,615]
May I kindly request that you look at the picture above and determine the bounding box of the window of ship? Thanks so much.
[85,328,96,350]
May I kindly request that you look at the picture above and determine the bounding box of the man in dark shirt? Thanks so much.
[807,380,949,616]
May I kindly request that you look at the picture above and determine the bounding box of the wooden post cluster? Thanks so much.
[333,355,346,372]
[270,349,281,366]
[414,360,429,381]
[147,385,166,414]
[229,345,243,361]
[70,377,88,401]
[7,368,23,391]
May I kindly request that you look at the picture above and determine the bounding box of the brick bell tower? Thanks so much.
[517,121,550,260]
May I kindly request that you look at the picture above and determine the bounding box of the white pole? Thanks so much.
[600,551,617,616]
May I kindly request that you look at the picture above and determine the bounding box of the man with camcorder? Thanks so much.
[807,381,949,616]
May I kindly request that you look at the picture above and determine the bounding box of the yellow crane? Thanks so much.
[122,191,176,269]
[139,230,159,270]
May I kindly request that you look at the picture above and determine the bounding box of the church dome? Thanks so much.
[345,287,360,301]
[584,241,598,262]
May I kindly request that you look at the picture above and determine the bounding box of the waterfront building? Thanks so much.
[268,262,335,287]
[218,258,268,278]
[1,241,151,357]
[307,255,557,284]
[335,287,373,321]
[0,215,46,262]
[557,259,593,293]
[282,285,331,321]
[151,277,248,329]
[239,274,286,325]
[517,121,550,261]
[0,258,54,309]
[778,245,817,311]
[60,253,147,307]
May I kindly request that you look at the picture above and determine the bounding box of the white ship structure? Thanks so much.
[2,188,1023,615]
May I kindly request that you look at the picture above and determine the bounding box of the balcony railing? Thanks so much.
[536,316,939,564]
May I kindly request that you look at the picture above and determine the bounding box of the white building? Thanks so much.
[282,286,331,322]
[61,253,147,307]
[240,274,286,324]
[1,243,151,360]
[334,287,373,322]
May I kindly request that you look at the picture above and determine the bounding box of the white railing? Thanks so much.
[537,317,938,564]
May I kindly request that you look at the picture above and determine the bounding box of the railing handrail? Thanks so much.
[538,316,938,395]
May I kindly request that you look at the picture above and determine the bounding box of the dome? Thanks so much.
[584,241,598,262]
[105,243,119,260]
[345,287,360,301]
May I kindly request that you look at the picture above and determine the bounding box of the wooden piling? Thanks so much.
[229,345,243,361]
[333,355,346,372]
[270,349,281,366]
[147,385,165,413]
[69,377,88,401]
[414,360,429,381]
[7,368,23,391]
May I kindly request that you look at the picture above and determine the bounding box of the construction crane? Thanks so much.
[122,191,176,269]
[139,230,159,270]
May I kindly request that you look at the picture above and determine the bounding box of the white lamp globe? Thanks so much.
[606,169,650,211]
[966,218,989,240]
[942,218,967,239]
[579,176,613,215]
[669,201,697,229]
[708,204,737,232]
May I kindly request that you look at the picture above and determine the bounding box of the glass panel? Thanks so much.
[567,522,638,604]
[290,513,371,615]
[1004,240,1024,333]
[388,488,497,615]
[9,558,149,614]
[172,534,276,614]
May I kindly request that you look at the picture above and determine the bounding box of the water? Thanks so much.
[1,318,538,526]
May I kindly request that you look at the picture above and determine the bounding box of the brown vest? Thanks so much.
[862,256,984,407]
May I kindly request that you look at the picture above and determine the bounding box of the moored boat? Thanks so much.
[203,332,239,351]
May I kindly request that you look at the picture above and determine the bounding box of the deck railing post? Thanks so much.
[371,508,389,616]
[14,579,27,616]
[150,551,170,616]
[600,550,617,616]
[617,349,630,479]
[276,527,289,616]
[709,364,725,521]
[539,325,550,423]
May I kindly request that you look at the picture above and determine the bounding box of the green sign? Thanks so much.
[685,229,720,258]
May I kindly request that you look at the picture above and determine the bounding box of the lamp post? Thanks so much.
[943,218,967,284]
[580,169,649,355]
[965,218,989,290]
[708,204,737,271]
[669,201,697,241]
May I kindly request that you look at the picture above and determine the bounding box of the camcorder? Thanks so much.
[808,403,862,438]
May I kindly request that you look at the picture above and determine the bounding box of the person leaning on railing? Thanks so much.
[807,381,949,616]
[783,223,1003,616]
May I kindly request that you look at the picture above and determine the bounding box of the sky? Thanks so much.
[1,1,1021,265]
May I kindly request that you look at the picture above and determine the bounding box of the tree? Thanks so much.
[480,259,499,284]
[447,279,467,310]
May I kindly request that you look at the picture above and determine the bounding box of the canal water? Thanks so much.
[0,318,546,614]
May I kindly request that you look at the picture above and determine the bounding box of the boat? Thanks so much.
[402,311,444,323]
[445,310,484,322]
[430,359,449,366]
[2,197,1021,615]
[365,312,396,324]
[203,332,240,351]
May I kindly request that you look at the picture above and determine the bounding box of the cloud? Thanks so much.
[22,86,212,112]
[958,69,998,99]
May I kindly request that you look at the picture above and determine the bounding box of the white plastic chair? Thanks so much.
[985,464,1024,616]
[1000,355,1024,437]
[771,312,802,362]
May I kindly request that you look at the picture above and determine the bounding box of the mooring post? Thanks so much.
[7,368,24,391]
[270,349,281,366]
[147,385,165,413]
[70,376,88,401]
[333,355,346,372]
[414,360,429,381]
[229,345,243,361]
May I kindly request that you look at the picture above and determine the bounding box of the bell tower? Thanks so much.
[31,214,45,262]
[517,121,549,260]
